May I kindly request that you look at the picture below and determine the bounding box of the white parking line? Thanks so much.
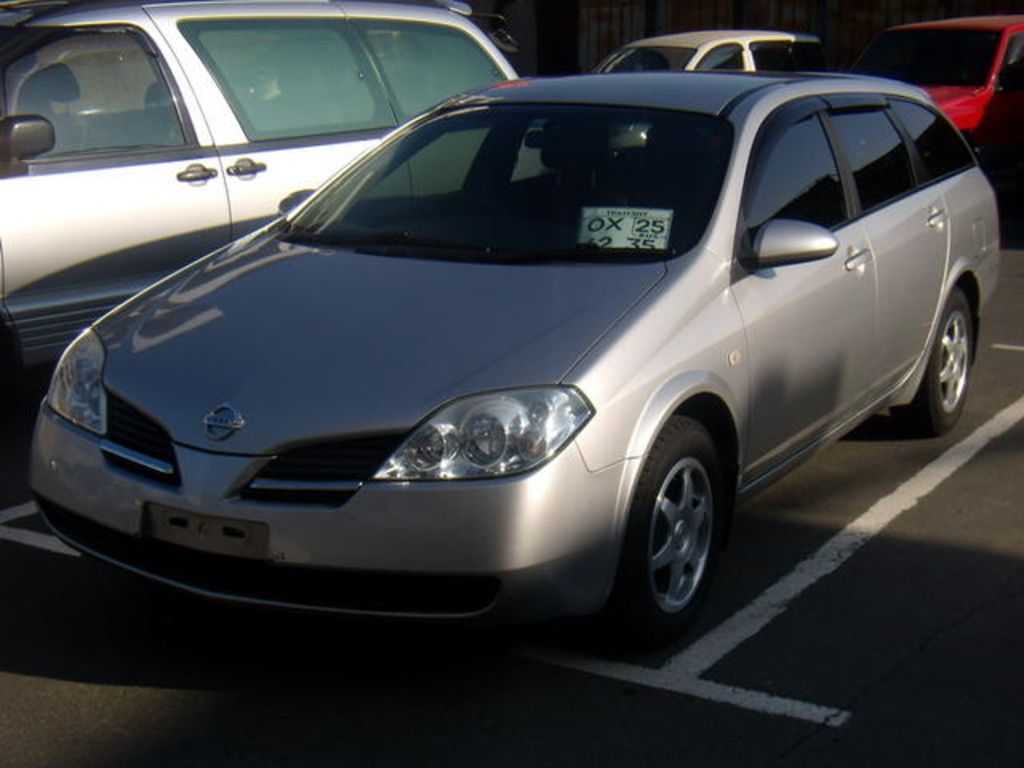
[530,392,1024,726]
[992,343,1024,353]
[0,500,79,557]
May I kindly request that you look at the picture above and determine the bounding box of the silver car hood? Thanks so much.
[98,236,665,454]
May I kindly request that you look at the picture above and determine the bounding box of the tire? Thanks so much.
[900,288,973,437]
[603,415,730,647]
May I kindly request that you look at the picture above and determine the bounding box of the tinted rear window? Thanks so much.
[852,29,999,87]
[751,41,827,71]
[889,99,974,181]
[830,110,915,212]
[353,20,505,122]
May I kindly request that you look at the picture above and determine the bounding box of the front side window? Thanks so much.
[179,19,394,141]
[852,30,1000,87]
[695,44,744,71]
[889,99,973,181]
[286,104,733,262]
[745,114,846,231]
[830,110,915,212]
[3,29,185,156]
[354,20,505,122]
[750,41,827,71]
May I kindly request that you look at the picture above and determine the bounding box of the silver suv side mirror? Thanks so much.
[752,219,839,268]
[0,114,55,175]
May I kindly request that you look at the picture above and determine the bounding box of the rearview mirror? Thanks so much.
[752,219,838,268]
[0,114,55,173]
[278,189,314,216]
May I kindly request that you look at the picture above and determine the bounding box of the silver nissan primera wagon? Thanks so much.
[31,73,999,645]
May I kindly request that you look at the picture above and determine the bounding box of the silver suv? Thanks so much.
[32,72,999,645]
[0,0,515,369]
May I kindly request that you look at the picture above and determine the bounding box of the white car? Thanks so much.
[0,0,515,370]
[595,29,827,74]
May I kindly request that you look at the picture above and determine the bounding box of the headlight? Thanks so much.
[375,387,592,480]
[48,329,107,435]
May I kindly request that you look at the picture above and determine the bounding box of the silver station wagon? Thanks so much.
[31,72,999,645]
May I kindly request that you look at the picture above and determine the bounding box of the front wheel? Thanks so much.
[604,416,730,647]
[899,288,973,436]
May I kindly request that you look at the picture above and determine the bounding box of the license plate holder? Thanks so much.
[145,504,269,560]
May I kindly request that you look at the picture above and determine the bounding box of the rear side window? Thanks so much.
[751,41,828,71]
[354,20,505,122]
[889,99,973,181]
[830,110,914,213]
[695,44,744,71]
[745,114,846,231]
[180,19,395,141]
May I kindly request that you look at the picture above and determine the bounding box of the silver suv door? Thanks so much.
[149,8,514,237]
[732,106,879,481]
[0,26,230,366]
[828,106,947,390]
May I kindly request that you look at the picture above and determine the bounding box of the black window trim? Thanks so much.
[13,144,221,178]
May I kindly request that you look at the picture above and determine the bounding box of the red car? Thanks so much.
[853,16,1024,187]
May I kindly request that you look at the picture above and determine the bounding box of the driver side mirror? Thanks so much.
[750,219,839,269]
[0,114,55,175]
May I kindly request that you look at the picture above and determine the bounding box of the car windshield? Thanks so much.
[285,103,732,263]
[597,46,697,72]
[852,29,1000,86]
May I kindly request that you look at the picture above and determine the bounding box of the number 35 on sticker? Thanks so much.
[577,207,674,250]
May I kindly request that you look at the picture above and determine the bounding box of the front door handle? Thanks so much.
[844,247,872,273]
[927,207,947,230]
[176,163,218,183]
[226,158,268,177]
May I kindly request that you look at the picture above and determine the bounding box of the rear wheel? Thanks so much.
[604,416,729,647]
[899,288,973,436]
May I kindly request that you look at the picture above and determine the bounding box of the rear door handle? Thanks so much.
[927,207,947,230]
[176,163,218,183]
[844,247,872,273]
[226,158,268,177]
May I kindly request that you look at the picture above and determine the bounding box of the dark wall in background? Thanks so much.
[577,0,1024,70]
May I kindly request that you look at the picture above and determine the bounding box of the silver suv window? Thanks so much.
[354,19,506,123]
[3,30,185,155]
[179,19,396,141]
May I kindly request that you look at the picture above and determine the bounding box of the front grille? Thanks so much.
[258,435,403,482]
[242,434,404,505]
[39,498,501,617]
[105,392,179,484]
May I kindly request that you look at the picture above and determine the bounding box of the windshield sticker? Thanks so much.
[577,207,674,250]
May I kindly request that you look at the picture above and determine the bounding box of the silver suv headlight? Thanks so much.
[375,387,592,480]
[48,329,107,436]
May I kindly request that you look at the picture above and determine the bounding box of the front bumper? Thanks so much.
[31,405,634,622]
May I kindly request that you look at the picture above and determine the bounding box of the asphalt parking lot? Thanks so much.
[1,198,1022,767]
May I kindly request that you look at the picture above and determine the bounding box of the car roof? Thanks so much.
[1,0,463,24]
[468,72,922,118]
[624,29,820,49]
[889,15,1024,32]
